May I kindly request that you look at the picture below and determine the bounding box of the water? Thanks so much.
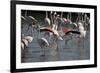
[21,28,90,63]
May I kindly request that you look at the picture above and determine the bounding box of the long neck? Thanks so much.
[61,12,63,18]
[70,12,71,21]
[25,10,27,17]
[82,13,84,21]
[84,14,87,24]
[37,25,40,39]
[46,11,48,18]
[50,11,53,25]
[67,13,69,19]
[76,13,80,23]
[31,26,34,37]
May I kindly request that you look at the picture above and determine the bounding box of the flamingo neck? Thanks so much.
[46,11,48,18]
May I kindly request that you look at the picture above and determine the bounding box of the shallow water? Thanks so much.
[21,29,90,63]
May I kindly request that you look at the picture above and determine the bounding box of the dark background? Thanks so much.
[21,10,90,22]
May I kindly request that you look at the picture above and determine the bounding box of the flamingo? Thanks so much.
[36,25,50,56]
[21,16,27,31]
[53,12,76,31]
[42,11,52,37]
[25,16,37,28]
[37,38,49,56]
[60,12,72,25]
[53,12,78,49]
[24,36,33,43]
[63,12,76,29]
[21,38,29,50]
[21,10,38,33]
[44,11,51,26]
[39,11,63,51]
[40,27,63,40]
[83,14,90,30]
[63,24,84,49]
[21,16,37,50]
[21,42,25,50]
[41,11,51,27]
[21,34,33,50]
[21,16,26,24]
[39,25,63,52]
[21,31,34,60]
[21,35,33,50]
[31,12,51,56]
[77,22,87,59]
[78,22,86,38]
[63,27,81,49]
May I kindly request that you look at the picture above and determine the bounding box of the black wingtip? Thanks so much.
[65,31,80,35]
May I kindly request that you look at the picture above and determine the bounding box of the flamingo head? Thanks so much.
[78,22,83,26]
[72,23,78,29]
[45,18,51,25]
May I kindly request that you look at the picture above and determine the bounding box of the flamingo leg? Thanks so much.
[40,44,46,56]
[41,49,45,56]
[78,37,84,59]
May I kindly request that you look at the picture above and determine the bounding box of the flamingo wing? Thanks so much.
[40,27,60,37]
[22,39,29,47]
[64,28,80,35]
[63,28,73,33]
[21,42,25,50]
[65,30,80,35]
[24,36,33,43]
[21,16,28,25]
[40,27,54,33]
[41,38,49,46]
[38,38,49,47]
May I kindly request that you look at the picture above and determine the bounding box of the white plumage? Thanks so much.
[37,37,49,56]
[38,38,49,48]
[24,36,33,43]
[78,22,86,38]
[22,39,29,47]
[21,42,25,50]
[21,36,33,50]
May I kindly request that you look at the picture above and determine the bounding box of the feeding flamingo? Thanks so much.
[35,25,50,56]
[21,34,34,50]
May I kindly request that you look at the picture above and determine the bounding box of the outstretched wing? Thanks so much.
[40,27,53,33]
[65,30,80,35]
[63,28,80,35]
